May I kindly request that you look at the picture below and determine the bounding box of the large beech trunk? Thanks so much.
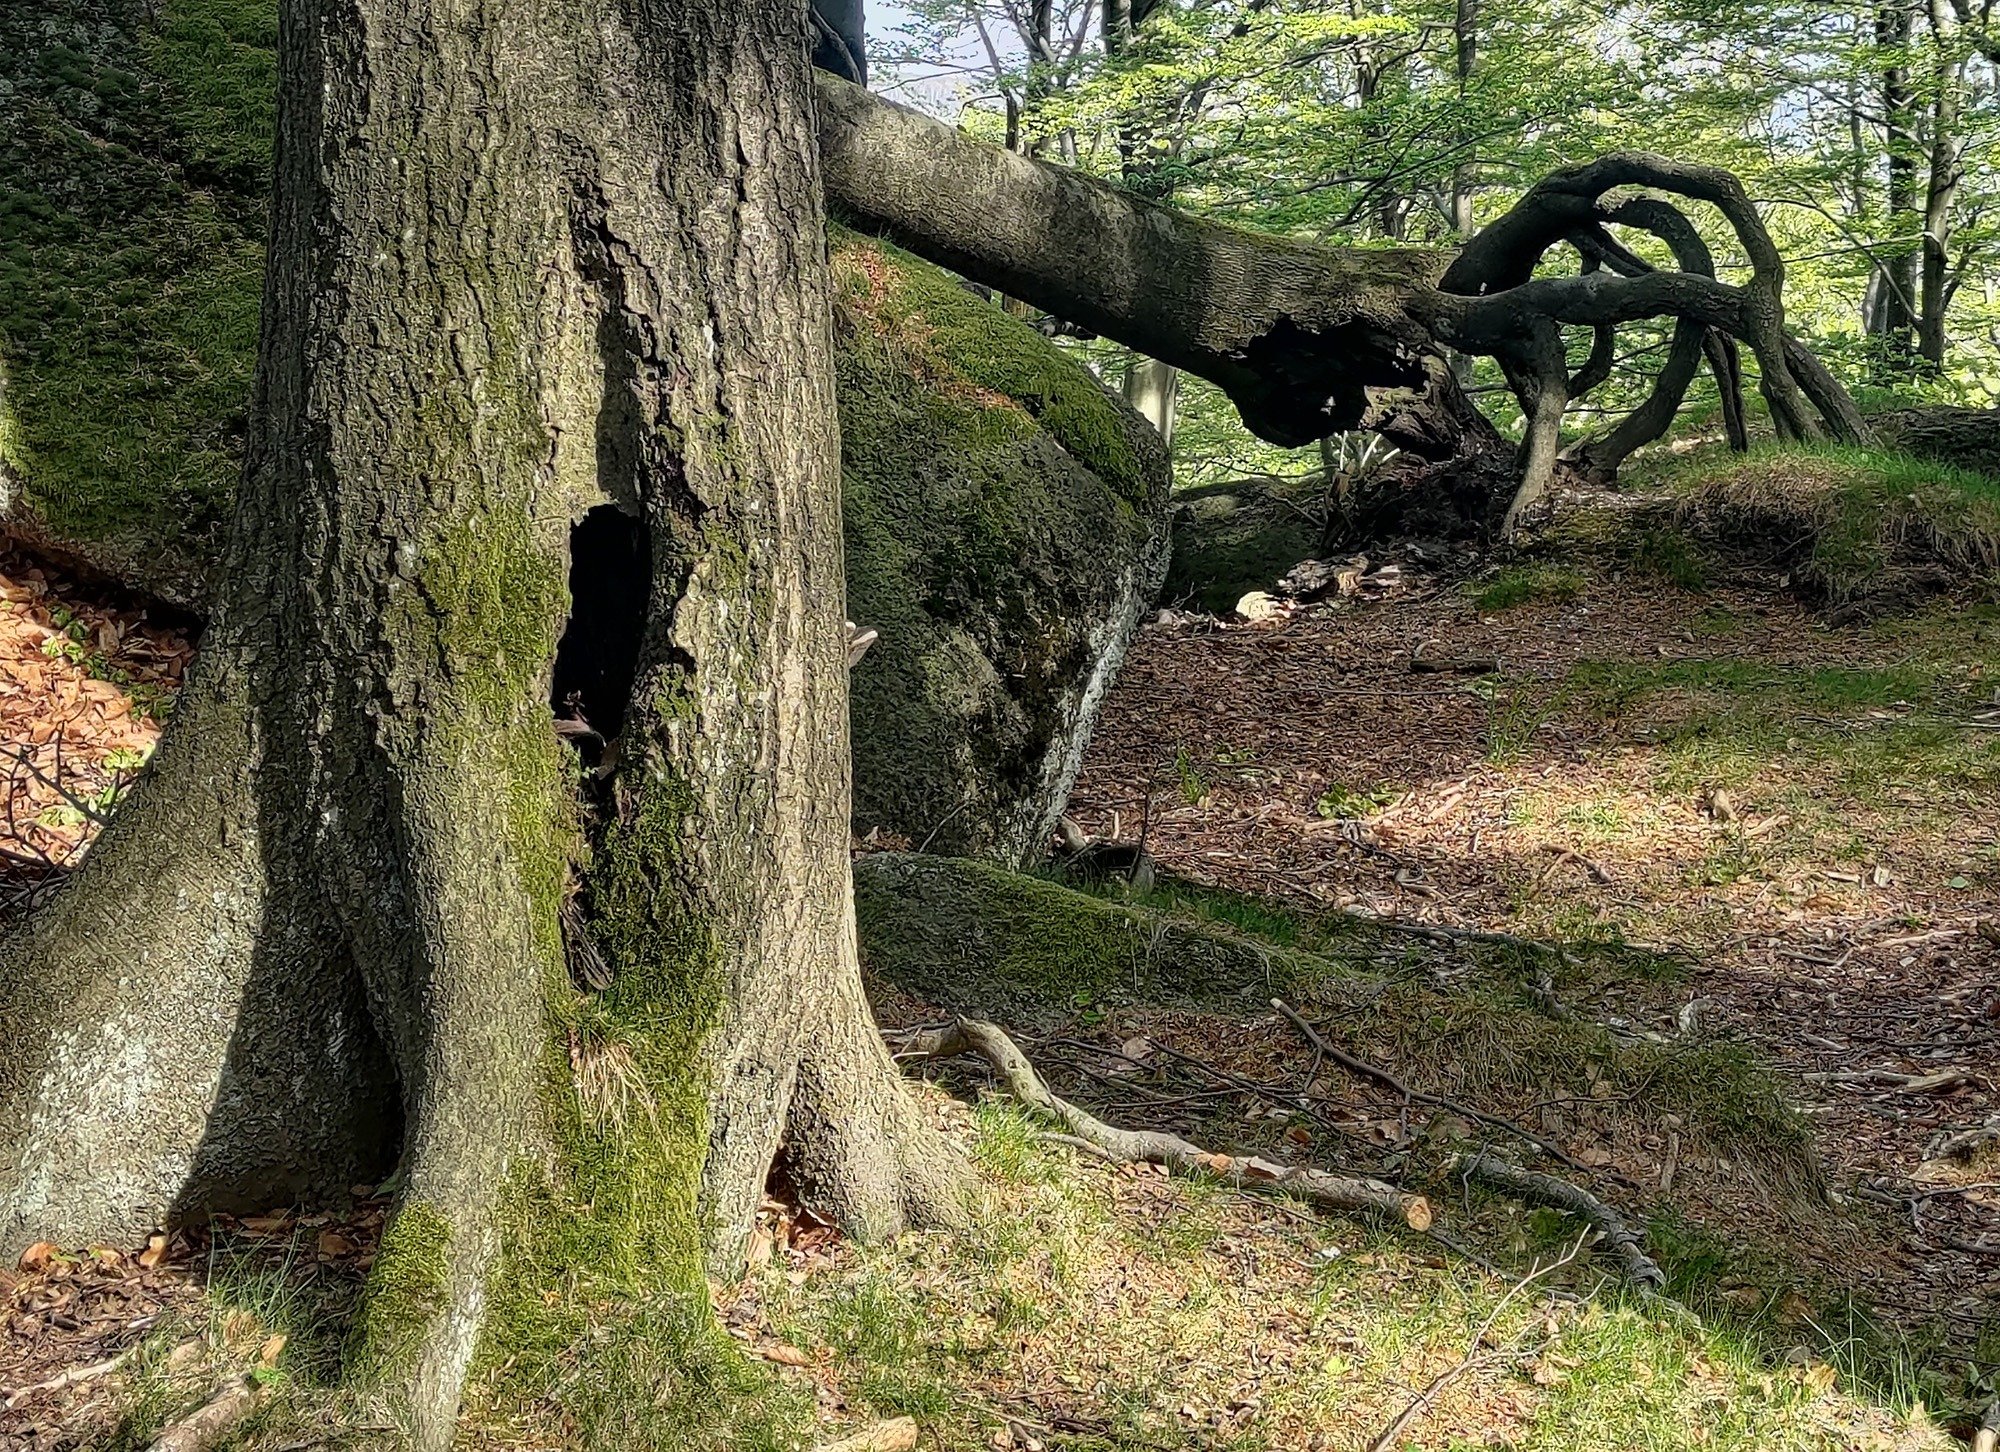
[815,75,1868,531]
[0,0,959,1443]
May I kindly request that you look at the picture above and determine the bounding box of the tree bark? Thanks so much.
[0,0,960,1443]
[816,76,1865,533]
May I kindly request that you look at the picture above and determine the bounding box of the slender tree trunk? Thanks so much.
[1919,1,1966,370]
[1122,356,1179,448]
[0,0,960,1443]
[1877,0,1920,371]
[1450,0,1480,239]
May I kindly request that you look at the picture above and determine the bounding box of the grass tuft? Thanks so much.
[1472,564,1588,612]
[1671,443,2000,603]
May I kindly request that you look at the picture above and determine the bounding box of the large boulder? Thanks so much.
[0,0,1172,863]
[1162,474,1329,614]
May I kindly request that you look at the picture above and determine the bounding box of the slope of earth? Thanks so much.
[1068,492,2000,1387]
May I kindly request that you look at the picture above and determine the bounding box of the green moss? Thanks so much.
[1670,442,2000,602]
[0,0,271,594]
[1470,563,1588,612]
[347,1200,453,1386]
[855,853,1813,1179]
[831,232,1169,857]
[1163,475,1329,614]
[833,230,1155,507]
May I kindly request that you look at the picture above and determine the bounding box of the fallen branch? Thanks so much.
[918,1019,1433,1230]
[1270,999,1589,1174]
[144,1375,262,1452]
[3,1348,132,1409]
[813,1416,919,1452]
[1802,1067,1982,1094]
[1453,1150,1666,1295]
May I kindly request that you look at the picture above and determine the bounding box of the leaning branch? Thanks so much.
[815,72,1487,455]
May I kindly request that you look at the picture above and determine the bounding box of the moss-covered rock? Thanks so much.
[1162,474,1328,614]
[0,0,268,604]
[0,1,1172,859]
[832,238,1171,861]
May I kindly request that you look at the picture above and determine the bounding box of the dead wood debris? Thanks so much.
[1269,998,1588,1172]
[1453,1150,1668,1296]
[141,1375,260,1452]
[903,1019,1434,1229]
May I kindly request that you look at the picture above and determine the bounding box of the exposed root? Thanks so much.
[1453,1149,1667,1296]
[784,965,972,1246]
[910,1017,1433,1229]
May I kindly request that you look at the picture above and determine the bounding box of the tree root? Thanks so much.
[907,1019,1433,1229]
[1453,1149,1666,1296]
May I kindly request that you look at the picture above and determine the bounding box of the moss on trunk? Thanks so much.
[1,10,1173,864]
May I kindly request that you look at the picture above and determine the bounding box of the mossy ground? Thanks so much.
[1664,441,2000,603]
[52,1101,1949,1452]
[0,0,270,596]
[1161,474,1331,613]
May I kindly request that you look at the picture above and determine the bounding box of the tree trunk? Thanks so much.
[0,0,960,1443]
[1123,356,1180,448]
[1876,0,1920,372]
[816,76,1864,536]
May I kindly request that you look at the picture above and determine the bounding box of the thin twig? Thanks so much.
[1271,999,1589,1173]
[1364,1234,1589,1452]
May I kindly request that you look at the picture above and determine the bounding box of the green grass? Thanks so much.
[747,1108,1946,1451]
[1629,525,1710,591]
[1669,442,2000,602]
[1472,563,1589,612]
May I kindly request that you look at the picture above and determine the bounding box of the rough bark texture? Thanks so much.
[814,71,1455,452]
[0,5,1169,870]
[817,77,1868,533]
[1,0,960,1444]
[1873,406,2000,478]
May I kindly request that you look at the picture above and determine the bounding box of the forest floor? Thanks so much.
[0,485,1995,1449]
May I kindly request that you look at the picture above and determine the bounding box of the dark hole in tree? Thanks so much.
[551,504,649,747]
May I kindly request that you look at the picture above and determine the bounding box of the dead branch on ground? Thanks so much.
[1453,1149,1667,1295]
[905,1018,1433,1229]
